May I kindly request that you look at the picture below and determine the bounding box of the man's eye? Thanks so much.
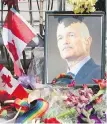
[58,36,63,41]
[68,33,75,37]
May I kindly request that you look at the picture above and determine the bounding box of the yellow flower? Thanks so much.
[90,6,96,12]
[67,0,96,13]
[74,6,81,14]
[80,8,85,13]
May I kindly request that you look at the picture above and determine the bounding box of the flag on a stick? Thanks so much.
[2,8,38,77]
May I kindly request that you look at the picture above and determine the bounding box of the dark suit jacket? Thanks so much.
[75,58,101,84]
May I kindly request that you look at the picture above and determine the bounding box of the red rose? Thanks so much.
[43,117,60,123]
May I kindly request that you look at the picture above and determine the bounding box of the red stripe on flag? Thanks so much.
[3,10,35,44]
[0,64,3,71]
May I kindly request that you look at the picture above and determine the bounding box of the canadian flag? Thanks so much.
[2,8,38,77]
[0,64,28,99]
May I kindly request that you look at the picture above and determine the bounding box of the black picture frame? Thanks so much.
[44,11,106,85]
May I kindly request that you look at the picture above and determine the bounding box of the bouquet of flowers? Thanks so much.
[0,72,106,124]
[67,0,97,13]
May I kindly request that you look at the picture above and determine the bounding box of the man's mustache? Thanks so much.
[62,45,73,51]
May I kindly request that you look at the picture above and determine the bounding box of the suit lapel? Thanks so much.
[75,59,96,81]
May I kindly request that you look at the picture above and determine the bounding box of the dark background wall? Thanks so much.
[95,0,106,13]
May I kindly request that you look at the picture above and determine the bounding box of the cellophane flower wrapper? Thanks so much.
[0,79,107,123]
[41,86,78,123]
[37,84,107,124]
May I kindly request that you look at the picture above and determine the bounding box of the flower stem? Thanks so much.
[91,89,105,101]
[56,108,76,119]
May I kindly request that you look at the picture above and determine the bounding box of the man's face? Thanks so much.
[57,22,87,60]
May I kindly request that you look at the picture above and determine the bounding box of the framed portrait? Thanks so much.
[45,11,106,85]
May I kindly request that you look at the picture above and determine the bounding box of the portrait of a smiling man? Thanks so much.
[45,13,105,84]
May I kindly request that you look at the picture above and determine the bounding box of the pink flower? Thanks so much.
[64,85,94,114]
[67,80,76,87]
[78,85,93,102]
[79,95,89,103]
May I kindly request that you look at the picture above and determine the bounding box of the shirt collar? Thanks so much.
[67,56,91,76]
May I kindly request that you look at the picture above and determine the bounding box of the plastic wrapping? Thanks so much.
[27,47,44,85]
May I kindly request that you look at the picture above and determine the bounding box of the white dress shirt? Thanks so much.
[67,56,91,76]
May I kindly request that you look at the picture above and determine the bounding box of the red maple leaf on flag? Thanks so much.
[6,40,19,61]
[1,74,12,88]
